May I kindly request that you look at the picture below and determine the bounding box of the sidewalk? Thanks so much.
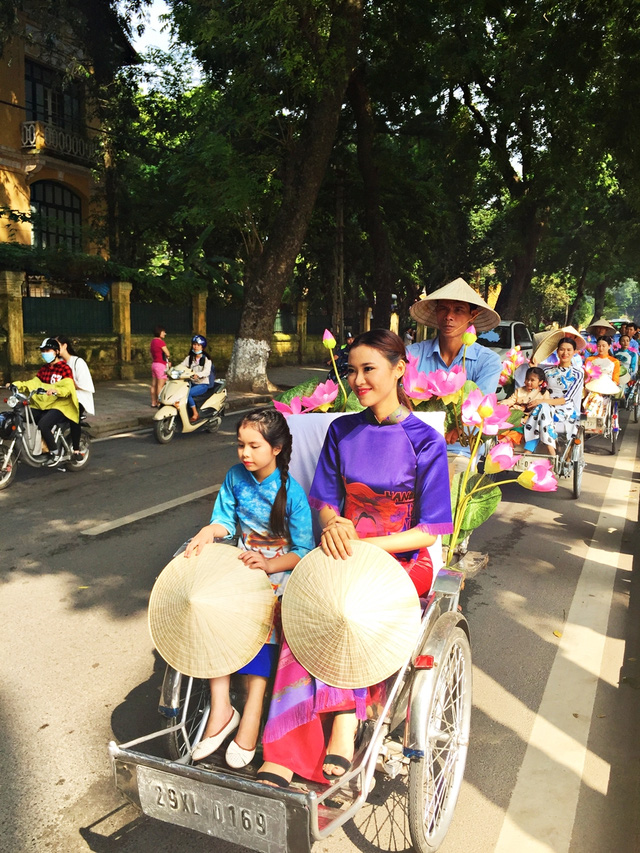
[86,364,328,437]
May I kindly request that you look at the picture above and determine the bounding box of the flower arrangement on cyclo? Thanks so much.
[274,328,557,567]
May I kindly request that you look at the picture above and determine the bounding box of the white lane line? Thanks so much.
[494,429,637,852]
[81,484,222,536]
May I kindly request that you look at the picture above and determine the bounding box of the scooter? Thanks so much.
[153,367,228,444]
[0,385,91,490]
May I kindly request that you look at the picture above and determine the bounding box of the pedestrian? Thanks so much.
[150,326,170,407]
[55,335,94,461]
[403,327,415,346]
[184,408,313,768]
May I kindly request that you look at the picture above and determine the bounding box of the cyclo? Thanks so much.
[511,393,586,499]
[582,372,623,456]
[109,412,473,853]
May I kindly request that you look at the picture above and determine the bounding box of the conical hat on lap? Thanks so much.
[148,543,276,678]
[282,541,422,689]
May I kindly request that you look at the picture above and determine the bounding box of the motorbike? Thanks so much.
[153,367,228,444]
[0,385,91,490]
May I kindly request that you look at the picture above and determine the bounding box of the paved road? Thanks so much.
[1,411,639,852]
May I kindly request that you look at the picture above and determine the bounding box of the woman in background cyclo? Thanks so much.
[521,337,584,456]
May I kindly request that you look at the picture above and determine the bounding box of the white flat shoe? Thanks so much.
[225,739,256,769]
[192,708,240,761]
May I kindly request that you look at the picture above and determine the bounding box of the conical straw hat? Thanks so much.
[585,375,621,395]
[282,541,422,689]
[148,543,276,678]
[533,328,587,364]
[585,317,617,335]
[409,277,501,332]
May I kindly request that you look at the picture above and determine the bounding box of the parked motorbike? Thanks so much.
[0,385,91,490]
[153,367,228,444]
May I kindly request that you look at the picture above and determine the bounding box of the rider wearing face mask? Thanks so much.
[177,335,214,422]
[8,338,79,464]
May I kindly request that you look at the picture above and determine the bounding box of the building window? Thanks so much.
[24,59,83,133]
[30,181,82,251]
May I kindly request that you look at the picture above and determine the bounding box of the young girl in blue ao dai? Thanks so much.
[185,408,313,768]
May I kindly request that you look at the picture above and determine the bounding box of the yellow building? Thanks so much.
[0,3,134,278]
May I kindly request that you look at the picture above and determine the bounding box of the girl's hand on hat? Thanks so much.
[184,525,216,557]
[238,551,269,572]
[320,516,358,560]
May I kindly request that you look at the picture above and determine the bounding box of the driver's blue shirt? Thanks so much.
[406,338,502,456]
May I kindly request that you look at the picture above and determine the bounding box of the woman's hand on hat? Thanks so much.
[238,551,269,573]
[320,516,358,560]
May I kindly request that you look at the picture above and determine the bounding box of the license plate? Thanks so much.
[137,765,287,852]
[514,455,539,471]
[584,417,603,432]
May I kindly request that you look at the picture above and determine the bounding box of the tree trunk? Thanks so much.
[227,0,364,391]
[592,278,608,322]
[567,263,588,327]
[495,203,544,319]
[347,67,395,330]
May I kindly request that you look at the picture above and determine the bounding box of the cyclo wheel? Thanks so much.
[160,666,211,761]
[572,429,584,499]
[408,627,472,853]
[634,386,639,424]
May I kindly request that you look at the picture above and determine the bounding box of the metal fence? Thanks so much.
[131,302,192,335]
[307,314,331,335]
[22,296,112,335]
[274,308,297,334]
[206,305,242,335]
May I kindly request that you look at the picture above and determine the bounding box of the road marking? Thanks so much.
[494,427,637,852]
[81,485,222,536]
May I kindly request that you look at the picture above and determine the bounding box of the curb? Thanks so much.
[87,392,275,438]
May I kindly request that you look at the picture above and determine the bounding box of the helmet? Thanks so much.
[191,335,207,348]
[39,337,60,352]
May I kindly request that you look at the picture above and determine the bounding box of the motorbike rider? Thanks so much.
[176,335,214,422]
[55,334,95,461]
[7,338,79,464]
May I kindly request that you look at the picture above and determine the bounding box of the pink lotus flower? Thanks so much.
[485,442,517,474]
[273,396,306,417]
[403,353,434,400]
[322,329,337,350]
[461,389,511,435]
[584,343,597,355]
[517,458,557,492]
[583,360,602,381]
[301,379,339,412]
[461,325,477,346]
[426,364,467,400]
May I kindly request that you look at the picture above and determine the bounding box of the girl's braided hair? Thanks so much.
[237,408,292,538]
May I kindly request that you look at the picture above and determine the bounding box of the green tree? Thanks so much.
[164,0,364,390]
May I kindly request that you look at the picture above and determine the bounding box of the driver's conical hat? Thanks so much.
[148,543,275,678]
[409,277,501,333]
[282,541,422,689]
[585,317,617,335]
